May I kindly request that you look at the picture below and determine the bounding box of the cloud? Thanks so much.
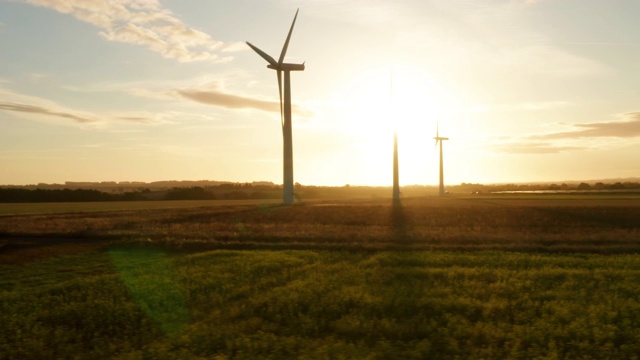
[485,112,640,155]
[58,74,314,118]
[22,0,243,63]
[176,88,313,117]
[535,113,640,139]
[0,101,96,123]
[489,142,584,154]
[0,88,165,126]
[176,89,279,113]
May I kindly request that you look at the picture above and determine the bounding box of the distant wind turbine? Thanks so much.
[390,71,400,203]
[246,9,305,205]
[393,131,400,202]
[434,123,449,196]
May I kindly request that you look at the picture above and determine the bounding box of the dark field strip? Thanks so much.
[1,197,639,260]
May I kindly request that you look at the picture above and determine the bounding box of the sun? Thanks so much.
[329,64,459,185]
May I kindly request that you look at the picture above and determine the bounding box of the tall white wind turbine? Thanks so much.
[434,123,449,196]
[246,9,305,205]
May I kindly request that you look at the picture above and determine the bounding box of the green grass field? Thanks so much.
[2,196,640,359]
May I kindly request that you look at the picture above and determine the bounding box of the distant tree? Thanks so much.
[609,182,625,190]
[119,191,148,201]
[0,188,114,202]
[164,187,215,200]
[577,182,591,190]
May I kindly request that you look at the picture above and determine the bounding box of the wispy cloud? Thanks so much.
[486,112,640,155]
[176,89,279,113]
[176,88,313,117]
[489,142,583,154]
[535,113,640,139]
[22,0,243,63]
[0,88,165,126]
[0,101,96,123]
[59,74,314,117]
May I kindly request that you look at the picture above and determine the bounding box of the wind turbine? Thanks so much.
[390,71,400,203]
[393,131,400,202]
[434,123,449,196]
[246,9,305,205]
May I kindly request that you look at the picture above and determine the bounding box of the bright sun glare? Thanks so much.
[333,65,459,185]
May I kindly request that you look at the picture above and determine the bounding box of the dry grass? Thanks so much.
[1,196,639,264]
[2,196,640,358]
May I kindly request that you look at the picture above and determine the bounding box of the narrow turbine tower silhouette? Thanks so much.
[393,131,400,202]
[246,9,305,205]
[390,72,400,203]
[434,123,449,196]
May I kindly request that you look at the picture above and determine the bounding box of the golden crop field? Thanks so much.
[2,195,640,359]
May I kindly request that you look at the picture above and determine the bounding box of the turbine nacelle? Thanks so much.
[434,122,448,146]
[267,63,305,71]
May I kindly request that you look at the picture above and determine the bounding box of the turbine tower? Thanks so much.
[434,123,449,196]
[246,9,305,205]
[390,71,400,203]
[393,130,400,202]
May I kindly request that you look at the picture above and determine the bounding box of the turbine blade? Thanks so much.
[277,70,284,129]
[278,9,299,65]
[436,121,439,138]
[246,42,277,67]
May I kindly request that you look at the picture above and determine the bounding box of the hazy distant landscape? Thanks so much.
[2,179,640,204]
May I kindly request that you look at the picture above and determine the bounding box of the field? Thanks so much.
[2,196,640,359]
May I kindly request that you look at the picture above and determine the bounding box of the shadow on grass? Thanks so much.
[391,198,410,244]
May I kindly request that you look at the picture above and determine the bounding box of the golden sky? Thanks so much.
[1,0,639,186]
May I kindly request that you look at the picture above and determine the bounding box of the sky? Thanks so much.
[1,0,639,186]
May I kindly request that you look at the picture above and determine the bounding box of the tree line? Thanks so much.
[0,188,150,203]
[455,181,640,194]
[0,186,282,203]
[1,181,639,203]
